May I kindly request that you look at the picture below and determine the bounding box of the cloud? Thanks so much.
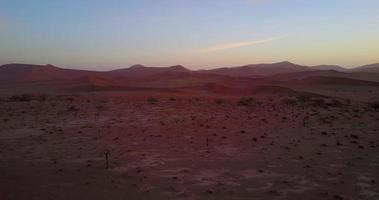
[198,37,281,53]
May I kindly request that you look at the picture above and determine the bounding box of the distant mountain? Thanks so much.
[0,64,99,82]
[269,70,379,82]
[311,65,348,72]
[199,61,312,77]
[2,62,379,85]
[287,76,379,86]
[2,62,379,98]
[107,64,190,78]
[351,63,379,73]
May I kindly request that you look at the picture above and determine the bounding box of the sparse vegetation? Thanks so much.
[311,98,326,107]
[95,104,105,111]
[297,95,311,104]
[371,101,379,111]
[147,97,158,105]
[9,94,33,102]
[8,94,48,102]
[67,105,79,112]
[327,99,343,107]
[281,97,297,106]
[188,97,200,104]
[214,98,226,105]
[1,91,378,200]
[237,97,256,106]
[37,95,48,102]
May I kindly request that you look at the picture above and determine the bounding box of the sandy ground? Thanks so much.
[1,92,379,200]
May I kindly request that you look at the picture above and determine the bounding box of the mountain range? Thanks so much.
[1,61,379,97]
[1,61,379,82]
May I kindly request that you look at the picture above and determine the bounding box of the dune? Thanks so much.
[85,76,115,87]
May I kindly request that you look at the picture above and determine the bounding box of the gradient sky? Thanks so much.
[0,0,378,70]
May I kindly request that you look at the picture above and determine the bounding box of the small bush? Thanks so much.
[147,97,158,105]
[68,105,79,112]
[371,101,379,111]
[297,95,311,104]
[266,97,274,102]
[188,97,200,104]
[311,98,326,107]
[237,97,256,106]
[214,98,226,105]
[67,106,79,112]
[327,99,343,107]
[281,97,298,106]
[37,95,47,102]
[193,97,200,102]
[67,97,75,102]
[9,94,33,102]
[95,104,105,110]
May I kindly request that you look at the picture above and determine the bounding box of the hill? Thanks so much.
[198,61,311,77]
[311,65,348,72]
[0,64,99,82]
[351,63,379,73]
[107,65,190,78]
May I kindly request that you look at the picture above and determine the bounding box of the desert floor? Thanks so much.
[1,92,378,200]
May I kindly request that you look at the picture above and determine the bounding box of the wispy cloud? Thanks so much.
[198,37,281,53]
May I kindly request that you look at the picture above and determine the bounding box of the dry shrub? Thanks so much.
[9,94,33,102]
[311,98,326,107]
[297,95,311,104]
[371,101,379,111]
[214,98,226,105]
[68,105,79,112]
[237,97,256,106]
[281,97,298,106]
[326,99,343,107]
[147,97,158,105]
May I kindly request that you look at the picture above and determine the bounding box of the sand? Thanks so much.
[0,92,378,200]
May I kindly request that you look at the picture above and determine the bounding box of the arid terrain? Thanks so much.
[1,62,379,200]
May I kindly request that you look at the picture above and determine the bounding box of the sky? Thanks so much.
[0,0,378,70]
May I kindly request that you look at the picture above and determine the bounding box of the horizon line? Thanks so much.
[1,61,379,72]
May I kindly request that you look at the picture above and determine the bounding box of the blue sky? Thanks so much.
[0,0,378,70]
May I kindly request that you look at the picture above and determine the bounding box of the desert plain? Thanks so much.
[1,62,379,200]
